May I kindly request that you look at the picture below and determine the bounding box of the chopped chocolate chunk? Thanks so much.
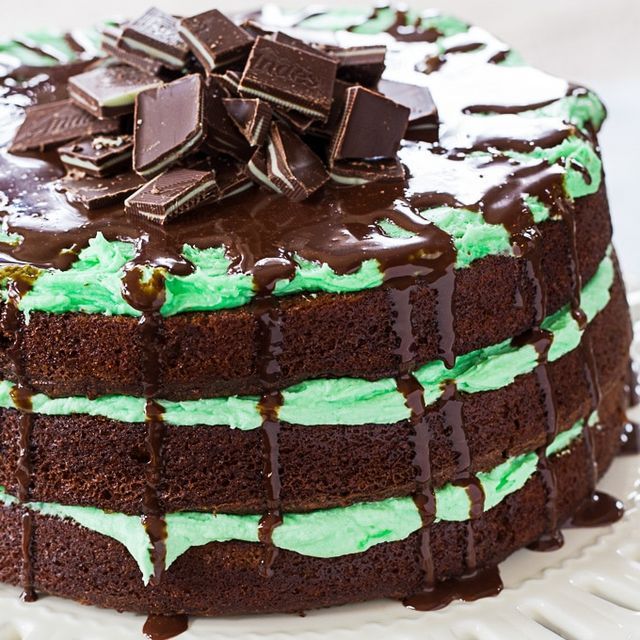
[133,74,204,178]
[330,86,409,161]
[266,121,328,201]
[56,171,145,209]
[240,20,273,39]
[377,79,439,142]
[58,134,133,177]
[9,99,119,153]
[179,10,254,74]
[326,45,387,87]
[203,76,252,161]
[246,146,280,193]
[329,157,406,184]
[217,70,242,95]
[308,79,351,138]
[101,26,164,76]
[120,7,189,70]
[209,155,254,200]
[239,36,337,121]
[223,98,273,146]
[100,25,122,51]
[124,168,218,223]
[69,65,162,119]
[275,107,317,134]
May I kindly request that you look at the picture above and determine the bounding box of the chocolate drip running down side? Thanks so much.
[121,268,169,586]
[1,277,37,601]
[387,252,503,609]
[253,263,292,578]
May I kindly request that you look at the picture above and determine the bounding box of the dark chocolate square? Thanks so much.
[9,99,119,153]
[179,10,254,74]
[239,36,337,121]
[124,168,218,223]
[120,7,189,70]
[69,65,162,119]
[133,74,204,178]
[58,134,133,177]
[330,86,410,161]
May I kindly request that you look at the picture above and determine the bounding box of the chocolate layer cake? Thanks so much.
[0,2,634,629]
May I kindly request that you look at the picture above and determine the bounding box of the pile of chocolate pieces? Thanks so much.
[10,7,439,224]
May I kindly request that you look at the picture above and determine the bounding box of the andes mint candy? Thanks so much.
[120,7,189,70]
[133,74,205,178]
[69,65,162,119]
[266,121,328,201]
[239,36,337,121]
[10,99,119,152]
[179,9,254,73]
[58,134,133,177]
[330,86,410,161]
[124,168,218,223]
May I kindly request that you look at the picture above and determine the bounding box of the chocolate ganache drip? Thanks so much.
[1,276,37,601]
[253,262,293,578]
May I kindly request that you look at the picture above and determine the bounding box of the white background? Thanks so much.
[2,0,639,275]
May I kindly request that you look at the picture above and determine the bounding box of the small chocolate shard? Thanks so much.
[9,99,119,153]
[266,121,328,201]
[101,26,164,76]
[120,7,189,70]
[330,86,409,161]
[239,36,337,121]
[69,65,162,119]
[56,171,145,209]
[179,10,254,74]
[223,98,273,146]
[203,76,252,161]
[133,74,205,178]
[58,134,133,177]
[210,155,254,200]
[275,107,317,134]
[246,146,280,193]
[217,70,242,95]
[378,79,439,142]
[240,20,273,39]
[308,79,351,138]
[124,168,218,223]
[330,157,405,184]
[325,45,387,87]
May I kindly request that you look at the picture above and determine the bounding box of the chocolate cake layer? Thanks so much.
[0,186,611,400]
[0,384,625,615]
[0,272,629,515]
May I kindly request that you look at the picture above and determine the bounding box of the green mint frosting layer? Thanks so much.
[0,251,614,428]
[0,415,592,584]
[11,134,603,319]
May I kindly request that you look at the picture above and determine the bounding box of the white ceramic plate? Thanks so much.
[1,293,639,640]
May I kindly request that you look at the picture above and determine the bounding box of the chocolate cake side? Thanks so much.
[0,382,627,615]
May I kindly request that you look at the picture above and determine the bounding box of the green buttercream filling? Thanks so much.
[0,251,614,428]
[0,415,591,584]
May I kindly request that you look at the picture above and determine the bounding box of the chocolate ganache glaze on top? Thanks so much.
[0,3,628,633]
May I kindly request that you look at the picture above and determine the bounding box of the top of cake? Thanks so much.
[0,4,605,322]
